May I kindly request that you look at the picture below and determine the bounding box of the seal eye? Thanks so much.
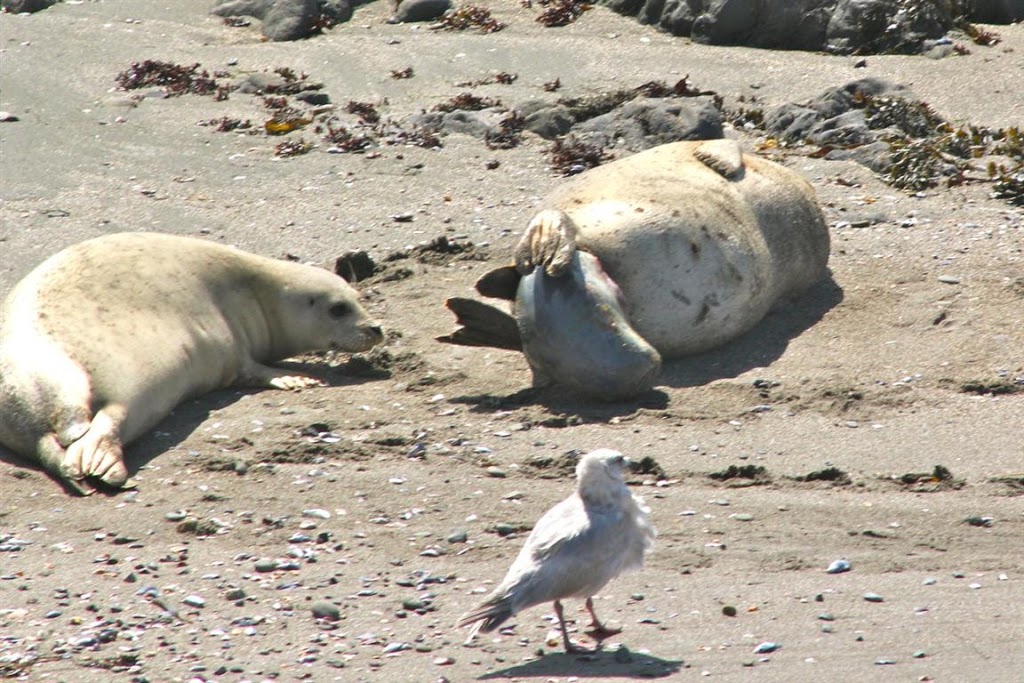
[328,302,351,318]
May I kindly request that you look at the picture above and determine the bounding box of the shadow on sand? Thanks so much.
[0,359,376,495]
[478,646,683,679]
[450,273,844,413]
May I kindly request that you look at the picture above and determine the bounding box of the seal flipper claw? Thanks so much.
[515,209,579,277]
[694,138,745,179]
[61,405,129,491]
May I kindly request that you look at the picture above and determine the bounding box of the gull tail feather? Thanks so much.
[457,595,515,634]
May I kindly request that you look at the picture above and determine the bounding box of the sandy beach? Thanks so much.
[1,2,1023,681]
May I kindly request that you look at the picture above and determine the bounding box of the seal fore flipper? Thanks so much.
[514,209,579,277]
[694,138,746,179]
[437,298,523,351]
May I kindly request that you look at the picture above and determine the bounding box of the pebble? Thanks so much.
[165,510,188,522]
[923,577,937,585]
[753,642,780,654]
[311,601,341,621]
[0,111,18,122]
[183,595,205,608]
[225,588,246,601]
[826,559,852,574]
[486,467,506,478]
[722,605,737,617]
[446,530,468,543]
[937,275,961,284]
[864,592,884,602]
[302,508,331,519]
[254,559,278,573]
[732,513,754,522]
[383,641,409,653]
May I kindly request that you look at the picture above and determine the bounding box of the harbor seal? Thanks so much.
[439,139,830,399]
[0,232,384,494]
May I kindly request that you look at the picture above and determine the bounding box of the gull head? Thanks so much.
[575,449,631,505]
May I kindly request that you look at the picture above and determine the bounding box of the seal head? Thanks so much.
[516,251,661,400]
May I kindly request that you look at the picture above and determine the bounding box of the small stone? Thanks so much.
[311,601,341,621]
[165,510,188,522]
[183,595,205,608]
[863,592,884,602]
[225,588,246,601]
[446,530,468,543]
[486,466,506,478]
[254,559,277,573]
[937,275,961,284]
[753,642,780,654]
[875,658,897,665]
[818,613,835,621]
[913,650,927,658]
[722,605,737,617]
[826,559,851,574]
[732,513,754,522]
[303,508,331,519]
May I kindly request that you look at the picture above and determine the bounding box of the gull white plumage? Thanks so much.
[457,449,656,653]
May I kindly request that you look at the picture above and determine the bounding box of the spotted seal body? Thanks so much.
[0,232,383,494]
[440,139,830,399]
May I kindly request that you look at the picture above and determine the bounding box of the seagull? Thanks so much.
[457,448,656,653]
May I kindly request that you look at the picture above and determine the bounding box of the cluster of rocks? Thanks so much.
[599,0,1024,54]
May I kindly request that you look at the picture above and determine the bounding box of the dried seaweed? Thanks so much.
[345,100,381,124]
[115,60,227,98]
[433,92,501,113]
[549,136,611,176]
[535,0,591,27]
[274,138,314,157]
[484,111,524,149]
[432,5,506,33]
[390,66,414,79]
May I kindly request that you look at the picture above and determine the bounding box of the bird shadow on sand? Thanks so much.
[477,646,684,679]
[449,273,843,415]
[0,360,376,495]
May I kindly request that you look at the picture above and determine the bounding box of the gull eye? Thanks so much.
[329,302,351,318]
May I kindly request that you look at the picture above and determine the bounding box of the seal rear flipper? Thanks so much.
[437,298,522,351]
[475,265,521,301]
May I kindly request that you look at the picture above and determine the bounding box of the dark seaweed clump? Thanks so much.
[432,5,506,33]
[116,60,229,99]
[534,0,591,27]
[549,136,611,176]
[485,111,525,149]
[433,93,502,113]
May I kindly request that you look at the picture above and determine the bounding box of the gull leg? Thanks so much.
[584,597,622,641]
[553,600,595,654]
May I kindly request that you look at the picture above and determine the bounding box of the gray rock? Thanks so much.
[574,96,723,152]
[520,104,574,139]
[211,0,276,18]
[966,0,1024,23]
[1,0,58,12]
[213,0,354,39]
[262,0,320,41]
[388,0,452,23]
[598,0,1022,54]
[407,109,507,139]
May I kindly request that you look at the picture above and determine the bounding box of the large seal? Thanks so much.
[0,232,384,494]
[439,139,830,399]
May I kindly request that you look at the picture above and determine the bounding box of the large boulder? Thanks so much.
[599,0,1022,54]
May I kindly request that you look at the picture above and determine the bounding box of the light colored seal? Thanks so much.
[439,139,830,399]
[0,232,384,494]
